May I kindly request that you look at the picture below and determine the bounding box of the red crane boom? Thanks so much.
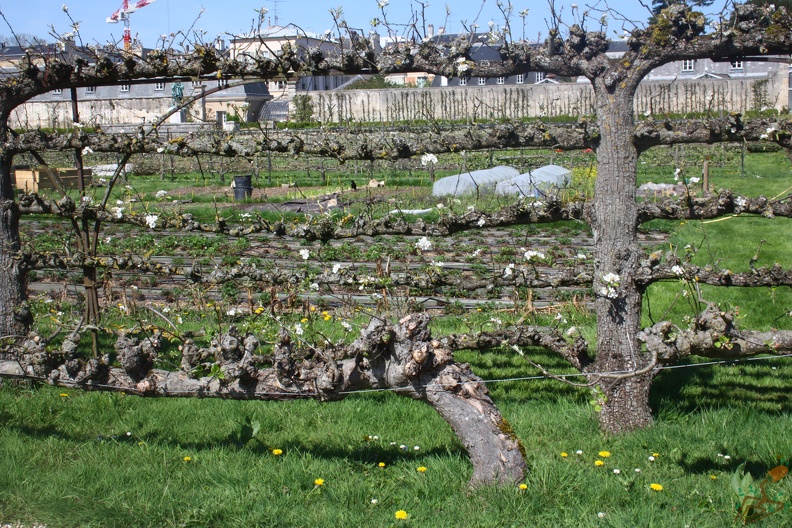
[107,0,156,51]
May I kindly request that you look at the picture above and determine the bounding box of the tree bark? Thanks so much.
[0,138,29,337]
[589,85,654,433]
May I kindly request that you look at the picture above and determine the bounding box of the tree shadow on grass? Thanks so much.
[650,360,792,416]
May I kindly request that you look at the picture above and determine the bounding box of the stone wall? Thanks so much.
[302,72,788,124]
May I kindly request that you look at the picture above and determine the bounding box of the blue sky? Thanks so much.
[0,1,694,48]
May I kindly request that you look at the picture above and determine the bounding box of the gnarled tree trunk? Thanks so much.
[0,127,29,338]
[589,85,655,433]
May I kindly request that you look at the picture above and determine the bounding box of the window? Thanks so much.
[154,82,165,91]
[53,88,63,95]
[120,84,130,92]
[681,60,695,72]
[515,74,524,84]
[478,77,486,85]
[535,72,545,83]
[730,61,744,70]
[192,80,202,89]
[497,76,505,85]
[85,86,96,94]
[417,76,428,87]
[459,77,467,86]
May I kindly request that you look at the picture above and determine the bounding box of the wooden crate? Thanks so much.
[13,168,91,193]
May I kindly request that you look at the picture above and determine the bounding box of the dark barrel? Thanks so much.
[233,175,253,200]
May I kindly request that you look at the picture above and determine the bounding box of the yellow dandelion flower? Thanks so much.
[314,478,324,486]
[417,466,427,473]
[378,462,386,468]
[395,510,409,520]
[560,452,568,457]
[272,449,283,456]
[323,315,331,321]
[598,451,611,458]
[650,483,663,491]
[710,475,717,480]
[183,456,191,462]
[59,393,69,397]
[518,483,528,490]
[300,317,309,323]
[310,306,316,312]
[652,452,660,458]
[595,460,605,466]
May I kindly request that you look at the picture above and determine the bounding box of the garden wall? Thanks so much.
[303,73,789,123]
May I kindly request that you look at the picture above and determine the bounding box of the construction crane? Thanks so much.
[107,0,156,51]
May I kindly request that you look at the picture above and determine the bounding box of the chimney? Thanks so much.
[427,24,434,38]
[438,27,445,35]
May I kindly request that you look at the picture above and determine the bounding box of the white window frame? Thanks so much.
[515,74,524,84]
[85,86,96,94]
[535,72,545,83]
[154,82,165,91]
[730,60,744,70]
[459,77,467,86]
[478,77,486,86]
[497,76,505,85]
[681,60,695,72]
[120,84,130,92]
[53,88,63,95]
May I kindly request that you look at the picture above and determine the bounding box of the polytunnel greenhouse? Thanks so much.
[432,166,519,197]
[495,165,571,197]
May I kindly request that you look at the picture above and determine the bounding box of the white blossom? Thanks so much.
[310,283,319,291]
[735,196,747,208]
[674,167,682,181]
[341,321,353,332]
[144,214,158,229]
[524,250,545,262]
[477,218,486,227]
[332,263,342,274]
[299,249,310,260]
[294,323,304,336]
[111,207,124,219]
[415,236,433,252]
[155,190,168,198]
[81,146,93,155]
[688,177,700,184]
[671,265,685,277]
[420,153,438,166]
[377,0,389,7]
[599,272,621,299]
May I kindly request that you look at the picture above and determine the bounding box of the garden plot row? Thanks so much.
[26,220,669,314]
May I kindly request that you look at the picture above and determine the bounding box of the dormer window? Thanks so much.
[681,60,695,72]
